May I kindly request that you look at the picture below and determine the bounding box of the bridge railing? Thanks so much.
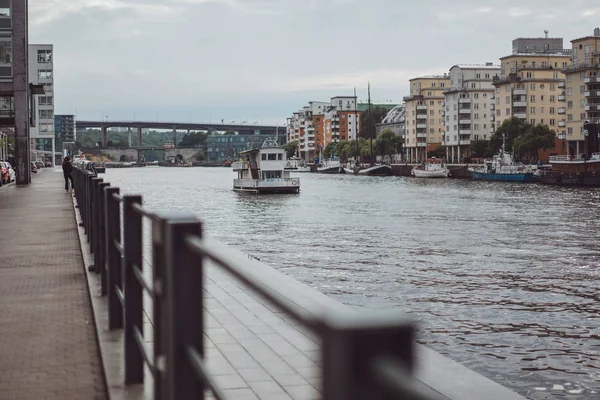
[72,166,439,400]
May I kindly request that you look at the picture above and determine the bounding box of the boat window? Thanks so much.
[278,154,283,160]
[261,154,267,160]
[268,154,277,161]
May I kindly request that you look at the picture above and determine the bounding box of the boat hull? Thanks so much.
[233,178,300,194]
[538,171,600,187]
[471,171,538,182]
[357,165,392,176]
[317,166,345,174]
[412,168,449,178]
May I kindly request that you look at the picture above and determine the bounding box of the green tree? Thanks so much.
[489,117,531,154]
[334,140,352,162]
[180,131,208,148]
[376,128,402,157]
[360,139,375,159]
[323,142,335,159]
[513,124,556,162]
[283,140,298,158]
[470,140,493,158]
[360,106,390,139]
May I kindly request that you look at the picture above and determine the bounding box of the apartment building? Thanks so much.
[444,64,499,162]
[492,50,571,135]
[403,75,450,162]
[323,96,360,147]
[55,114,75,153]
[28,44,55,165]
[562,28,600,156]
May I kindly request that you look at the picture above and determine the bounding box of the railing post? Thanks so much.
[98,182,110,293]
[105,187,122,329]
[163,214,203,400]
[123,195,144,384]
[152,216,168,400]
[91,178,103,269]
[321,312,414,400]
[86,173,93,236]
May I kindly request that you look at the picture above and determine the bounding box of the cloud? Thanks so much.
[30,0,181,26]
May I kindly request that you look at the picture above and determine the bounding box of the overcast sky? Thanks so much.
[29,0,600,125]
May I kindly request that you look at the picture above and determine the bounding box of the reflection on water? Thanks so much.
[107,167,600,399]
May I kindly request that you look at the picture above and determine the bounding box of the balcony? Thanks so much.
[459,130,471,135]
[416,114,427,120]
[558,95,566,101]
[585,104,600,111]
[416,123,427,129]
[458,108,471,114]
[558,107,566,114]
[458,98,471,104]
[558,121,566,127]
[459,119,472,124]
[558,81,566,88]
[416,142,427,147]
[514,113,527,119]
[491,115,495,121]
[585,77,599,83]
[416,133,427,138]
[585,91,600,97]
[513,89,527,95]
[416,105,427,110]
[490,104,495,110]
[513,101,527,107]
[459,140,471,145]
[441,111,445,116]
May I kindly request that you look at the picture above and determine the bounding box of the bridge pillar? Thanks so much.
[128,127,132,147]
[137,127,142,149]
[102,126,108,147]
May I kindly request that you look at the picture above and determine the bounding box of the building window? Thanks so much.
[550,119,555,125]
[530,119,535,125]
[567,114,573,121]
[37,50,52,64]
[530,107,535,114]
[567,101,573,109]
[567,75,573,82]
[580,99,585,108]
[550,95,555,102]
[567,87,572,96]
[39,109,53,119]
[39,123,53,132]
[505,85,510,92]
[530,83,536,90]
[38,70,52,79]
[581,112,587,120]
[530,95,535,102]
[550,83,555,91]
[527,72,533,78]
[38,96,53,105]
[0,40,11,64]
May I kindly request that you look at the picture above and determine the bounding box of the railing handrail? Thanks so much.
[71,165,438,400]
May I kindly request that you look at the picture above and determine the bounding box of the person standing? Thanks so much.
[62,156,74,193]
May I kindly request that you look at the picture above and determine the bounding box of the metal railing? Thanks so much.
[72,166,438,400]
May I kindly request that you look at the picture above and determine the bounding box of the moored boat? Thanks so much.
[357,164,392,176]
[233,139,300,194]
[412,159,450,179]
[317,156,345,174]
[469,134,536,183]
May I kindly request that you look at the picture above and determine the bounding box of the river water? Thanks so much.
[106,166,599,399]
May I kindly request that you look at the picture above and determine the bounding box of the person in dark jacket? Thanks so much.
[62,156,74,192]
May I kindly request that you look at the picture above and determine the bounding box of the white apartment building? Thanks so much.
[28,44,55,165]
[443,63,499,162]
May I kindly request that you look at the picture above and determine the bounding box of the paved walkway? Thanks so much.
[0,169,107,400]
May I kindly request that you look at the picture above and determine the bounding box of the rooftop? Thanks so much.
[451,63,501,70]
[409,74,448,81]
[500,52,571,60]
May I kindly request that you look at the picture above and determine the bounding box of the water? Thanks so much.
[106,167,600,399]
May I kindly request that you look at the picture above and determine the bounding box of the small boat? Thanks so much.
[470,134,536,183]
[317,156,345,174]
[357,164,392,176]
[232,139,300,194]
[412,160,450,178]
[223,159,233,167]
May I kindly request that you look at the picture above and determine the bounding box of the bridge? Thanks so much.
[76,120,284,148]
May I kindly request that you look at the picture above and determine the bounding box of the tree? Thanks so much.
[513,124,556,162]
[180,131,208,148]
[489,117,531,154]
[323,142,335,159]
[360,139,375,159]
[334,140,351,162]
[360,106,390,139]
[470,140,493,158]
[376,128,402,157]
[283,141,298,158]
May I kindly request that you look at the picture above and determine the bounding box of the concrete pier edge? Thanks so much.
[69,192,526,400]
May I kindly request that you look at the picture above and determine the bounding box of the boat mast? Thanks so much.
[368,82,373,164]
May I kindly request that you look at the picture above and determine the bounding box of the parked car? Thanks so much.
[0,161,15,183]
[31,162,37,174]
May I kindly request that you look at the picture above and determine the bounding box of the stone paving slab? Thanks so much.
[0,169,107,400]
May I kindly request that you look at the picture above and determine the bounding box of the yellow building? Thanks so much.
[403,75,450,162]
[492,53,571,137]
[563,28,600,156]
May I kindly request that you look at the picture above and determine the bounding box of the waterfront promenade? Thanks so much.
[0,170,107,399]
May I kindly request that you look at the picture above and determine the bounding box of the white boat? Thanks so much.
[232,139,300,194]
[412,162,450,178]
[287,157,311,172]
[317,156,345,174]
[357,164,392,176]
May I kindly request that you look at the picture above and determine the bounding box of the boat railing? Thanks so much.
[591,152,600,160]
[549,155,570,162]
[231,161,249,170]
[71,166,429,400]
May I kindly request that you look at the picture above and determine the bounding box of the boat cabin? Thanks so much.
[233,139,291,180]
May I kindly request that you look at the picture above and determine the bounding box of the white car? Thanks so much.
[0,161,16,183]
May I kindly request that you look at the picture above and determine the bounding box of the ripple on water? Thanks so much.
[106,168,600,399]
